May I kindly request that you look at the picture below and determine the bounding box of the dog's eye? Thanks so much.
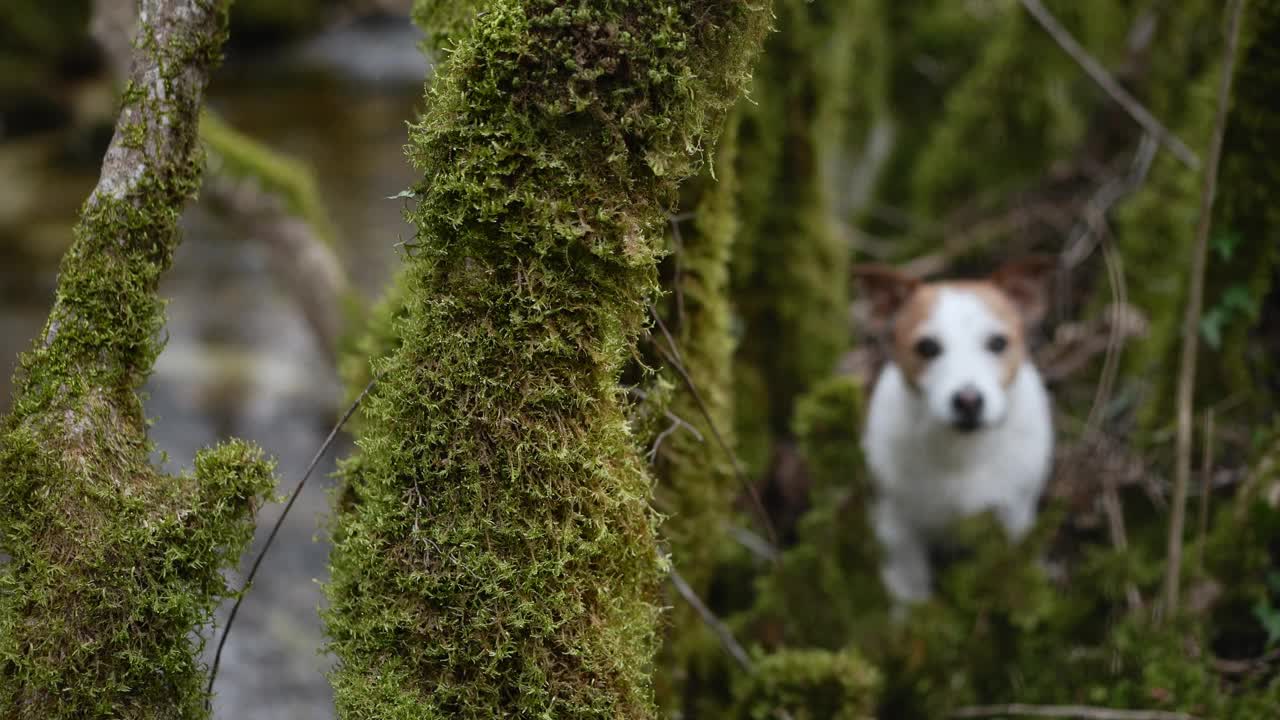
[987,334,1009,354]
[914,337,942,360]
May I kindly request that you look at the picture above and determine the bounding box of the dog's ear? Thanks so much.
[852,264,919,329]
[990,255,1056,326]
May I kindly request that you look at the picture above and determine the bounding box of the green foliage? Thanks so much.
[1202,0,1280,415]
[323,1,771,717]
[733,648,881,720]
[412,0,482,52]
[0,3,277,716]
[653,122,742,712]
[732,0,858,443]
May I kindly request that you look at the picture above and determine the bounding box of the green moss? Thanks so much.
[733,648,881,720]
[412,0,482,52]
[731,0,859,457]
[322,1,771,717]
[1202,0,1280,417]
[746,376,886,652]
[910,1,1138,222]
[652,119,741,713]
[0,2,277,716]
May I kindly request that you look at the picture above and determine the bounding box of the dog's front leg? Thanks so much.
[871,497,932,610]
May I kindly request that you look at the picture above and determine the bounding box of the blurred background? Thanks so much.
[3,1,1279,718]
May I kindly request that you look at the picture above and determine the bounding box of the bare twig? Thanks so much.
[1164,0,1246,618]
[206,375,378,706]
[668,565,795,720]
[952,704,1200,720]
[650,307,781,552]
[669,566,753,672]
[1019,0,1201,170]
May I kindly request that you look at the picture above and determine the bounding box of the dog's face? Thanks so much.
[855,257,1054,433]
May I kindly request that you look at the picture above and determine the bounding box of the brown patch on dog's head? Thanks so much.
[854,257,1056,387]
[989,254,1056,327]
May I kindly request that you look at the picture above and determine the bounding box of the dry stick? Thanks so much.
[669,566,753,672]
[1163,0,1246,619]
[952,704,1200,720]
[205,375,379,706]
[650,306,782,552]
[668,566,796,720]
[1018,0,1201,171]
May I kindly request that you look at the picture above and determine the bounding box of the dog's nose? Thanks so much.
[951,386,984,425]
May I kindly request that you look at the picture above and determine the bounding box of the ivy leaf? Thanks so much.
[1212,230,1243,261]
[1253,600,1280,647]
[1220,284,1261,319]
[1200,308,1226,349]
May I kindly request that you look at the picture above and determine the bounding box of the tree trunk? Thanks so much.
[0,2,275,717]
[322,1,771,717]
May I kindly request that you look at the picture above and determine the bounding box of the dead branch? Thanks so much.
[669,566,753,672]
[651,306,781,552]
[1164,0,1247,618]
[1019,0,1201,170]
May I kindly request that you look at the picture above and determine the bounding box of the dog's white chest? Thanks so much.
[862,362,1053,603]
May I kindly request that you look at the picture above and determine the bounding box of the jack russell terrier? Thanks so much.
[854,257,1056,608]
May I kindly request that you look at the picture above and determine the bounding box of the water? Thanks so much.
[0,16,427,718]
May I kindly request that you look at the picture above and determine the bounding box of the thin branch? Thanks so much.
[669,566,753,672]
[952,704,1200,720]
[1018,0,1201,170]
[1164,0,1246,618]
[206,375,378,706]
[650,306,781,552]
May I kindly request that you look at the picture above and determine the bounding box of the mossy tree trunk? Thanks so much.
[731,0,859,528]
[0,1,276,717]
[651,120,741,713]
[1202,0,1280,417]
[322,1,771,717]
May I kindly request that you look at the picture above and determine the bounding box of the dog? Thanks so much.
[853,257,1056,608]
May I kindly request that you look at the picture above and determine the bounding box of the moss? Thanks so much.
[322,1,771,717]
[200,110,340,244]
[412,0,483,52]
[731,0,859,470]
[733,648,881,720]
[909,1,1138,223]
[657,124,740,603]
[652,118,741,713]
[745,376,886,652]
[0,2,276,717]
[1102,0,1219,432]
[1202,0,1280,417]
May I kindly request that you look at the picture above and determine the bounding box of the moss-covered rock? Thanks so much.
[0,2,277,717]
[322,1,771,717]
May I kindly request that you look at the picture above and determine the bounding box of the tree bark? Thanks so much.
[0,2,275,717]
[322,1,771,716]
